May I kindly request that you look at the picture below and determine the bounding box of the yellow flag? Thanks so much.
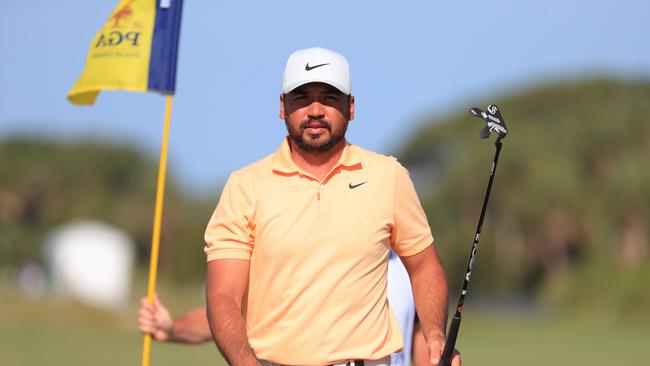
[68,0,183,105]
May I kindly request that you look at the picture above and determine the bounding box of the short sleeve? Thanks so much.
[391,162,433,257]
[204,173,256,262]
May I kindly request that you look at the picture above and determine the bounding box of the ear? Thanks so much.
[348,95,355,121]
[279,93,286,121]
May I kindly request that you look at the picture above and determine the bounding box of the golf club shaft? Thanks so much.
[439,140,503,366]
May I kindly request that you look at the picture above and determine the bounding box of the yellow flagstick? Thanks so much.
[141,95,174,366]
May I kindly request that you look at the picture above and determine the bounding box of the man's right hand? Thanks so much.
[138,294,174,341]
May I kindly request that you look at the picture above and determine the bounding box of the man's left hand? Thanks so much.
[428,334,461,366]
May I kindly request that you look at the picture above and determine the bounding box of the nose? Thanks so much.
[306,99,326,119]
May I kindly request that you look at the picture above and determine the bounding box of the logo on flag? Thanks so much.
[110,1,135,28]
[95,1,141,49]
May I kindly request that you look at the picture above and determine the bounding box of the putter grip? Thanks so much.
[439,315,461,366]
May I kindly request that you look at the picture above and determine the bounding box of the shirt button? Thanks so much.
[320,184,325,190]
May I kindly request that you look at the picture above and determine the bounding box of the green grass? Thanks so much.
[1,285,648,366]
[0,278,225,366]
[457,311,649,365]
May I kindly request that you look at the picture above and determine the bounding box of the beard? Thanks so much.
[285,118,349,153]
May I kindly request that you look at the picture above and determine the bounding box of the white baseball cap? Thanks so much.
[282,47,352,95]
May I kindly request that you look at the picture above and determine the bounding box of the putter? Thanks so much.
[439,104,508,366]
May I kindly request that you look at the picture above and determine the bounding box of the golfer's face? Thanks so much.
[281,82,354,152]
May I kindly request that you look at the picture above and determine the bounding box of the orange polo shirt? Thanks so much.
[204,138,433,365]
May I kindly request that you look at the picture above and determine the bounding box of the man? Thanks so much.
[204,47,460,366]
[139,254,420,364]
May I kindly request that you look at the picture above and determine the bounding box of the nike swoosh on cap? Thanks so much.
[305,62,330,71]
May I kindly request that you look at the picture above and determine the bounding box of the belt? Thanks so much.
[261,356,390,366]
[337,361,364,366]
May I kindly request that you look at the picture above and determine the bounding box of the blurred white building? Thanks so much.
[43,220,135,310]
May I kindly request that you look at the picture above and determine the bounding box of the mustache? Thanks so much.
[300,118,331,131]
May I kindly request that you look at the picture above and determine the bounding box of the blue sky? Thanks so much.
[1,0,648,194]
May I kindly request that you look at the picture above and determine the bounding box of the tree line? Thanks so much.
[1,78,648,320]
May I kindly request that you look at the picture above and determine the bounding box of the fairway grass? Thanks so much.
[1,290,648,366]
[457,312,649,365]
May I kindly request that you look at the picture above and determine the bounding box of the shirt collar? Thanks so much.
[272,137,362,174]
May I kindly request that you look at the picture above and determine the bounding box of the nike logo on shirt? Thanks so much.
[349,181,367,189]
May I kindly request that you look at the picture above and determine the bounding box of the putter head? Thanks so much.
[469,104,508,141]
